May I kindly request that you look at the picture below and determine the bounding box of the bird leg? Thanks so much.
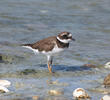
[48,61,52,73]
[47,56,53,73]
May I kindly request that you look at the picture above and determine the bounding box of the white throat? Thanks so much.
[57,36,71,43]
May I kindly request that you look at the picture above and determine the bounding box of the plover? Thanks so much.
[22,32,75,73]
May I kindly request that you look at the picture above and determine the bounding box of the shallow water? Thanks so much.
[0,0,110,100]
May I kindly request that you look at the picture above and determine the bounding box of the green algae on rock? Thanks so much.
[0,53,24,64]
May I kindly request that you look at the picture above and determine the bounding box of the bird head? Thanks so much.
[57,32,75,43]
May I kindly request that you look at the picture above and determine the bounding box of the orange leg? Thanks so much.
[47,55,53,73]
[48,61,52,73]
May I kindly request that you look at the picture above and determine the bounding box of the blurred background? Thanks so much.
[0,0,110,100]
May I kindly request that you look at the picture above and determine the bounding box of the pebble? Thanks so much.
[46,80,59,85]
[0,80,11,87]
[46,80,68,86]
[104,62,110,68]
[32,96,40,100]
[100,95,110,100]
[103,73,110,87]
[48,89,64,96]
[83,64,96,68]
[73,88,90,99]
[0,85,9,93]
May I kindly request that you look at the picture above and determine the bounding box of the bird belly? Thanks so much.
[22,45,65,56]
[41,45,64,56]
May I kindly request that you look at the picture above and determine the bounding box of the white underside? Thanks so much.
[22,37,70,62]
[22,45,64,57]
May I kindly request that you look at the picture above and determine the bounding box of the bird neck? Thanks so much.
[56,37,69,48]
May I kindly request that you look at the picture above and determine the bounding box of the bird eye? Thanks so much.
[63,35,67,37]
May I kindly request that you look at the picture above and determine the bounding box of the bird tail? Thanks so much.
[21,43,33,49]
[21,43,32,47]
[21,43,37,54]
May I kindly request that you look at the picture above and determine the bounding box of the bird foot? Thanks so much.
[48,63,52,73]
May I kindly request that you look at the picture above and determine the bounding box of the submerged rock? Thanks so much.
[73,88,90,100]
[0,53,24,64]
[19,69,37,75]
[103,74,110,87]
[101,95,110,100]
[32,95,40,100]
[0,80,11,93]
[83,64,96,68]
[46,80,69,86]
[48,88,64,96]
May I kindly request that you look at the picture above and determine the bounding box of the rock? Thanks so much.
[0,54,14,63]
[73,88,90,99]
[46,80,68,86]
[103,74,110,87]
[104,62,110,68]
[48,89,64,96]
[83,64,96,68]
[46,80,59,85]
[19,69,37,75]
[100,95,110,100]
[0,80,11,93]
[0,53,25,64]
[0,85,9,93]
[0,80,11,87]
[0,53,24,64]
[32,96,40,100]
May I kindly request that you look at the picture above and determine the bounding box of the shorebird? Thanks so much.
[22,32,75,73]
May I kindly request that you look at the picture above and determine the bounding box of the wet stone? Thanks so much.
[82,64,97,68]
[32,95,40,100]
[18,69,37,75]
[46,80,69,86]
[48,88,64,96]
[103,73,110,87]
[0,80,11,87]
[73,88,90,100]
[0,85,9,93]
[0,53,24,64]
